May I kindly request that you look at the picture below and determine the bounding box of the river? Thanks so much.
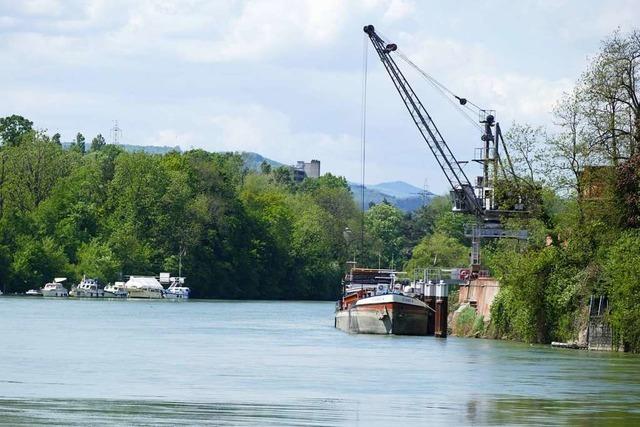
[1,297,639,426]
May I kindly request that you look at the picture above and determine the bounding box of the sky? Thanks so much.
[1,0,639,194]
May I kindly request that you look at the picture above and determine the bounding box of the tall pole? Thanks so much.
[360,33,368,258]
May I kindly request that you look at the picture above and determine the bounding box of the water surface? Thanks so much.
[1,298,639,425]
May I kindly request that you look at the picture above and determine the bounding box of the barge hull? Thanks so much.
[335,303,428,336]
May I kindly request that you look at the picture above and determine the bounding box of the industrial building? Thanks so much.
[293,160,320,182]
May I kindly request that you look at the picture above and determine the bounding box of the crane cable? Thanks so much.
[360,32,369,253]
[376,31,484,132]
[396,50,482,132]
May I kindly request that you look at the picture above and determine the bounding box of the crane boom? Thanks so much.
[363,25,484,217]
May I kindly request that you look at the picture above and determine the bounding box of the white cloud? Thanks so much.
[382,0,415,23]
[17,0,65,16]
[0,0,415,65]
[206,104,361,179]
[174,0,350,62]
[390,32,572,125]
[2,87,91,111]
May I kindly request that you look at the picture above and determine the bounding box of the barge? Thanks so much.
[335,268,431,336]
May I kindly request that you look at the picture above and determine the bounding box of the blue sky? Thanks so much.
[1,0,638,194]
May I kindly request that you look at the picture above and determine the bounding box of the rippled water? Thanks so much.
[1,297,639,426]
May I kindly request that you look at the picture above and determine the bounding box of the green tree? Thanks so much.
[73,132,86,155]
[0,115,33,147]
[2,133,71,213]
[605,231,640,352]
[271,166,294,187]
[580,29,640,162]
[51,133,61,145]
[260,160,272,174]
[90,134,106,152]
[365,203,404,268]
[11,236,71,292]
[289,196,341,299]
[405,232,468,271]
[76,239,121,283]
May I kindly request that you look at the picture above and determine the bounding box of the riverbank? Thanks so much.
[446,282,618,352]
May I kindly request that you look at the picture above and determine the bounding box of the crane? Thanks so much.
[363,25,527,270]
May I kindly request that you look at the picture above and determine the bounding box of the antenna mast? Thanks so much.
[110,120,122,145]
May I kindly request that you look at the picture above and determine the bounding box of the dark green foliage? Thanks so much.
[604,231,640,351]
[489,243,588,343]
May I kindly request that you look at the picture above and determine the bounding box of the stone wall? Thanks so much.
[458,278,500,320]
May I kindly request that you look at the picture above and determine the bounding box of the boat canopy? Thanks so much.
[124,276,163,290]
[54,277,67,283]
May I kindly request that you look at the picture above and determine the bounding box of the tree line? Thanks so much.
[0,118,462,300]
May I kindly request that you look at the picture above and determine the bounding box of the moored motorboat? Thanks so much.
[41,278,68,297]
[103,282,128,298]
[124,276,164,299]
[161,275,189,299]
[69,276,104,298]
[25,289,42,296]
[335,268,429,336]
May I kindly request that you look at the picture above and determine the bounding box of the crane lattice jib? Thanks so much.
[363,25,483,217]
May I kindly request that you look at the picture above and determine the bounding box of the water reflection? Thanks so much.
[0,398,350,426]
[2,392,640,425]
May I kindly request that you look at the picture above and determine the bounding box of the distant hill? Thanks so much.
[239,152,284,170]
[119,144,180,154]
[349,182,432,212]
[62,142,180,155]
[236,152,433,213]
[367,181,425,200]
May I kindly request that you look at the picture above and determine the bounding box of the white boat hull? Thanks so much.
[70,289,104,298]
[41,289,68,297]
[103,291,127,298]
[163,292,189,299]
[163,287,190,299]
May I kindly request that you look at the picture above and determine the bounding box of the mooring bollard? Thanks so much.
[424,280,436,336]
[435,280,449,338]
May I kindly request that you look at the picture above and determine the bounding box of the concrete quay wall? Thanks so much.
[457,278,500,320]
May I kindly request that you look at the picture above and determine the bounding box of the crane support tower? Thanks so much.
[363,25,527,271]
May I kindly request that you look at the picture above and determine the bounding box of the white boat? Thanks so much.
[41,278,68,297]
[163,277,190,299]
[103,282,128,298]
[25,289,42,296]
[124,276,164,299]
[69,277,104,298]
